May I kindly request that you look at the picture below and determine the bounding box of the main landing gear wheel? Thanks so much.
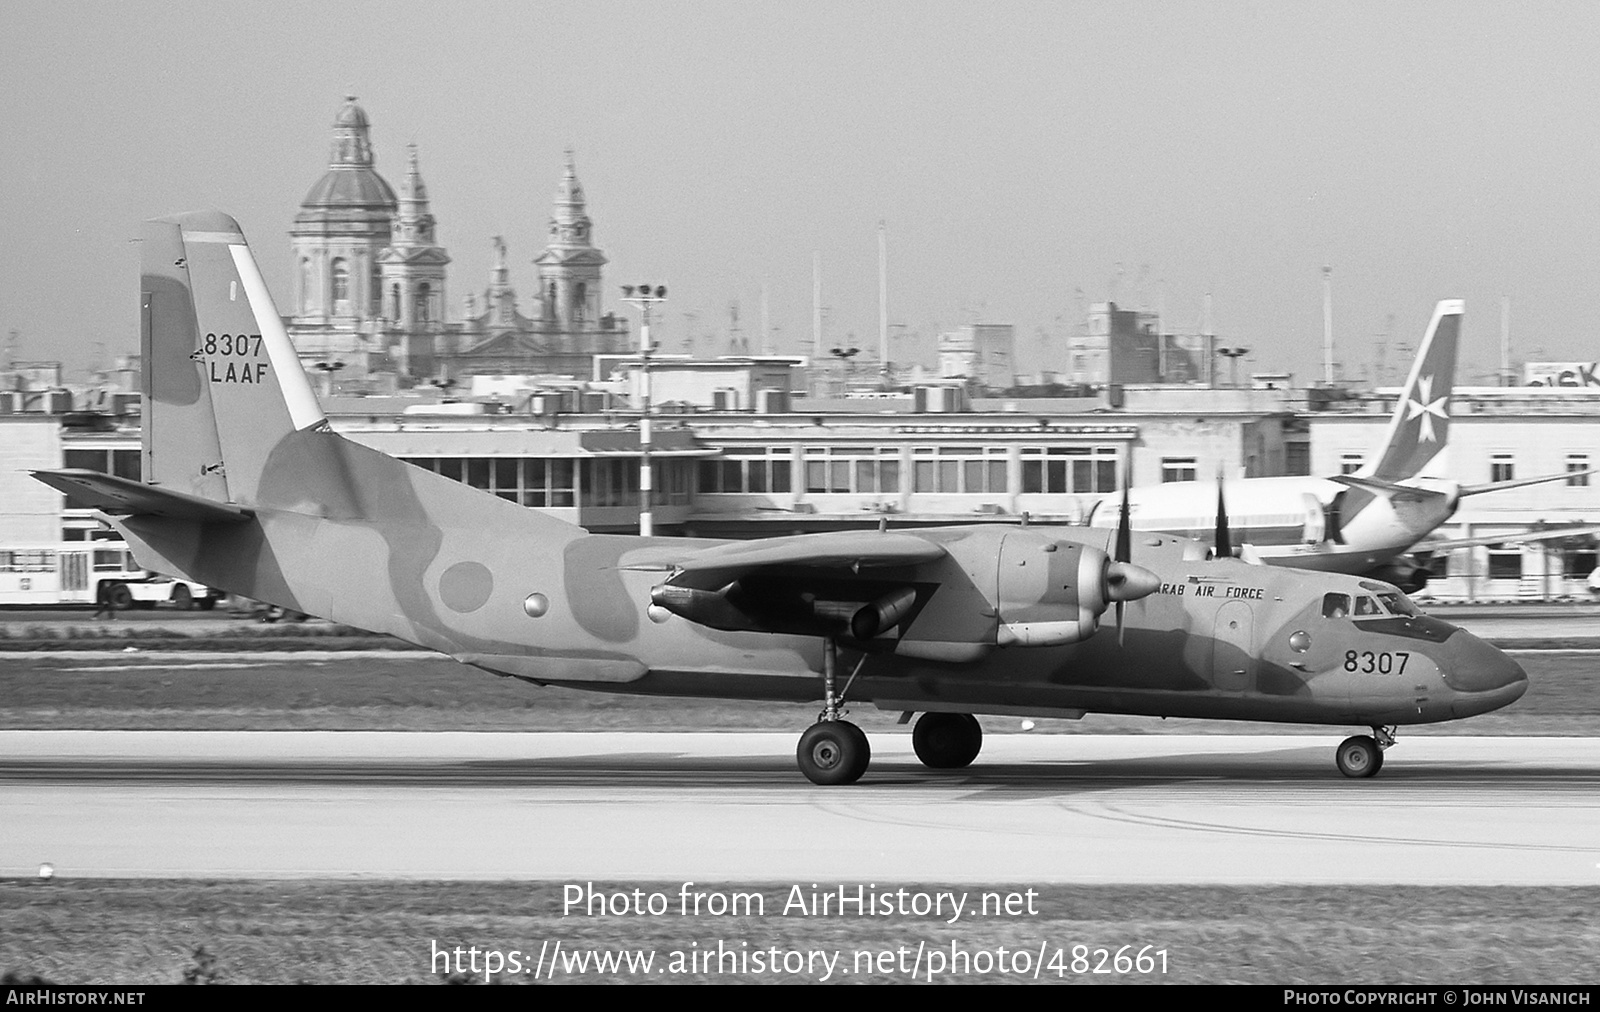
[797,721,871,786]
[912,712,983,770]
[1335,735,1382,779]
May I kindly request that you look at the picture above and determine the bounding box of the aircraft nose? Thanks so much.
[1436,629,1527,716]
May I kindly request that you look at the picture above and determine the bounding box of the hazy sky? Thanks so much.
[4,1,1599,385]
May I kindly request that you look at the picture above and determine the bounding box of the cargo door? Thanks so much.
[1212,600,1256,691]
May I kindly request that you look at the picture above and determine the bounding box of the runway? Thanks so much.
[3,731,1599,885]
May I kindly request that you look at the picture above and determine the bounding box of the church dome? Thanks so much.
[300,168,398,211]
[332,96,370,129]
[297,96,397,219]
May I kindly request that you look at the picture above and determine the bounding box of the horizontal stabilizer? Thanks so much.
[1414,524,1600,554]
[1329,474,1449,503]
[30,469,253,523]
[1459,469,1596,497]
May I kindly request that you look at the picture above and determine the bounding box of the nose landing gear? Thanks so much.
[1335,725,1396,779]
[797,720,871,785]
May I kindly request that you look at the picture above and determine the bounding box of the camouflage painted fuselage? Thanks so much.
[55,210,1524,734]
[111,427,1525,727]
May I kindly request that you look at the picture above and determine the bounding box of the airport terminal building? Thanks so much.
[5,376,1599,604]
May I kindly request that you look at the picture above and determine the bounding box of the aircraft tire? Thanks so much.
[912,712,983,769]
[1335,735,1382,779]
[797,721,870,785]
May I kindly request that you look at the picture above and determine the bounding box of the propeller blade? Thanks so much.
[1214,473,1233,559]
[1115,484,1131,564]
[1114,473,1132,642]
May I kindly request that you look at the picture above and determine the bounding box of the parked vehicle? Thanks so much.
[0,542,225,610]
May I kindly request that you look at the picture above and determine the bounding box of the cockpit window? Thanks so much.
[1376,592,1421,617]
[1322,593,1351,619]
[1354,596,1383,616]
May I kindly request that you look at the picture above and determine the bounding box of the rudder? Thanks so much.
[142,211,327,508]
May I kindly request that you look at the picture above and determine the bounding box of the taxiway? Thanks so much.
[3,730,1598,885]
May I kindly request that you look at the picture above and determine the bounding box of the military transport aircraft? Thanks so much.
[1086,299,1594,591]
[31,212,1528,784]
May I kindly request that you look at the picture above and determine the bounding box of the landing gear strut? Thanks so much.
[1335,725,1395,779]
[796,638,870,785]
[912,712,983,769]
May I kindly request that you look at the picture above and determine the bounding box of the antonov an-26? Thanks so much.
[32,213,1529,783]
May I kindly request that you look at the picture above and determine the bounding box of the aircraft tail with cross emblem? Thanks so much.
[1357,300,1462,483]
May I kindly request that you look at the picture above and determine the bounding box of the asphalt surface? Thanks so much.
[4,731,1598,884]
[4,604,1597,887]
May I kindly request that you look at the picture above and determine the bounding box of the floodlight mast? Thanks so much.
[620,284,667,536]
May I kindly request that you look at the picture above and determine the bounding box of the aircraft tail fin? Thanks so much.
[1358,300,1462,483]
[141,211,330,510]
[35,210,592,635]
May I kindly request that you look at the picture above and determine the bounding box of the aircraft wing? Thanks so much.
[628,529,948,578]
[1459,470,1596,497]
[1328,474,1450,503]
[630,528,952,639]
[30,469,254,523]
[1411,524,1600,554]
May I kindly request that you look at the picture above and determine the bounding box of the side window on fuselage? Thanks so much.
[1322,593,1351,619]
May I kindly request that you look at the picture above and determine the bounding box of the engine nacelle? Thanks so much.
[649,583,749,630]
[849,587,919,640]
[993,532,1159,647]
[1366,562,1430,594]
[996,607,1101,646]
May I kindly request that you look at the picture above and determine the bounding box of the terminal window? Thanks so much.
[1021,446,1117,494]
[700,447,793,495]
[1487,545,1522,580]
[1567,454,1590,487]
[1161,457,1197,483]
[401,456,577,508]
[913,447,1006,495]
[1490,454,1515,483]
[804,446,898,495]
